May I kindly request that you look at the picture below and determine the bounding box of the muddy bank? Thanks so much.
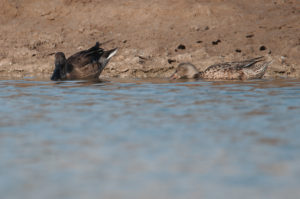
[0,0,299,79]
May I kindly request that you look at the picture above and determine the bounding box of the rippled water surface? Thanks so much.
[1,77,300,199]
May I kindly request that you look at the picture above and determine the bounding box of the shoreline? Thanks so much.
[1,0,299,79]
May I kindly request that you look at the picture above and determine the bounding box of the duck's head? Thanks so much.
[51,52,67,81]
[170,63,200,79]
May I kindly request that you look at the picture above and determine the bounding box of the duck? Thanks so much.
[51,42,117,81]
[170,56,272,80]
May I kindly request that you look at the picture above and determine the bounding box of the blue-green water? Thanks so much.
[0,77,300,199]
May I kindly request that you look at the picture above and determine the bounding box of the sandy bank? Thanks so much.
[0,0,299,79]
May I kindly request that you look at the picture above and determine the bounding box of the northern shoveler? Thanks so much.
[51,42,117,81]
[170,56,272,80]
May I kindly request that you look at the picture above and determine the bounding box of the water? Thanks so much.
[1,77,300,199]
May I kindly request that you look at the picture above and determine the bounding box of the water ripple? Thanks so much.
[0,78,300,199]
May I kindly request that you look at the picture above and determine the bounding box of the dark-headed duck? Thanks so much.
[171,56,272,80]
[51,42,117,81]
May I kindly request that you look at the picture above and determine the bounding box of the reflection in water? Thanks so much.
[0,77,300,199]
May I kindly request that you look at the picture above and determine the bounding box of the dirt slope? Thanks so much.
[0,0,299,79]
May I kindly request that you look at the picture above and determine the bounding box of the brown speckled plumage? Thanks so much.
[171,56,272,80]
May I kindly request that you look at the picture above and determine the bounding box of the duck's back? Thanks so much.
[65,43,104,79]
[202,57,269,80]
[203,63,245,80]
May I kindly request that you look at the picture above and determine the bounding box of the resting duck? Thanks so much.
[170,56,272,80]
[51,42,117,80]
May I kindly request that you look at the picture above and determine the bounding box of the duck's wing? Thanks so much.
[66,42,104,71]
[229,56,265,69]
[204,62,232,72]
[241,57,272,79]
[205,56,265,71]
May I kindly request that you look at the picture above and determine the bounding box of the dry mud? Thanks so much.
[0,0,299,79]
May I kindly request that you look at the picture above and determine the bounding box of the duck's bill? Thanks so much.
[170,73,180,80]
[51,68,61,81]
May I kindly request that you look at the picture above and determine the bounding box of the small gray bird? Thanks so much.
[51,42,117,81]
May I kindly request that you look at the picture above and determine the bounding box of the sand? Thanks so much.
[0,0,299,79]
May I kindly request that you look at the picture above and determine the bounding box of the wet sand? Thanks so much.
[0,0,299,79]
